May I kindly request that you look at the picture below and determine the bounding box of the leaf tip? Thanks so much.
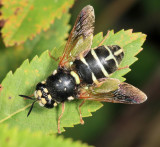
[135,48,143,56]
[142,33,147,40]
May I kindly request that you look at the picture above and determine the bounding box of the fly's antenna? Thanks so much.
[19,95,35,100]
[27,100,37,117]
[19,95,37,117]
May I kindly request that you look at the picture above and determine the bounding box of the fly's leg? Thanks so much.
[48,51,59,61]
[98,31,110,46]
[78,100,85,124]
[117,65,129,71]
[58,102,65,134]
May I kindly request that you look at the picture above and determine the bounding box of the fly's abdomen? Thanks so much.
[73,45,124,84]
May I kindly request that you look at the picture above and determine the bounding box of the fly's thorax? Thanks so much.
[34,81,58,108]
[45,68,79,103]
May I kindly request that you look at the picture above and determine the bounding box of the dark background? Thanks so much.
[62,0,160,147]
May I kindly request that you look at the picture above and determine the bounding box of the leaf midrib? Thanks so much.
[0,104,31,123]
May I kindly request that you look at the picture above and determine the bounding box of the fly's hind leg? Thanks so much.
[58,102,65,134]
[98,31,110,46]
[117,65,129,71]
[78,100,85,125]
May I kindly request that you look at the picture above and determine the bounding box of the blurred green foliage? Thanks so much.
[0,124,91,147]
[1,0,74,46]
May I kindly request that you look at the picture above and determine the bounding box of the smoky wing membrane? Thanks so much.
[80,81,147,104]
[72,5,95,41]
[112,82,147,104]
[59,5,95,67]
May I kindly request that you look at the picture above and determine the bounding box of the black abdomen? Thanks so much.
[73,45,124,84]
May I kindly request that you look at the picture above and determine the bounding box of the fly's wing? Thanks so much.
[59,5,95,67]
[79,78,147,104]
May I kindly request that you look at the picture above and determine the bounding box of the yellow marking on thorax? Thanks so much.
[70,71,80,84]
[43,88,48,93]
[54,102,58,107]
[48,95,52,100]
[68,96,74,101]
[41,81,46,84]
[105,46,119,67]
[91,49,109,77]
[52,70,57,75]
[114,48,123,56]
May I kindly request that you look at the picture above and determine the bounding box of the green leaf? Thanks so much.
[0,124,91,147]
[0,13,70,82]
[0,30,146,133]
[1,0,74,46]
